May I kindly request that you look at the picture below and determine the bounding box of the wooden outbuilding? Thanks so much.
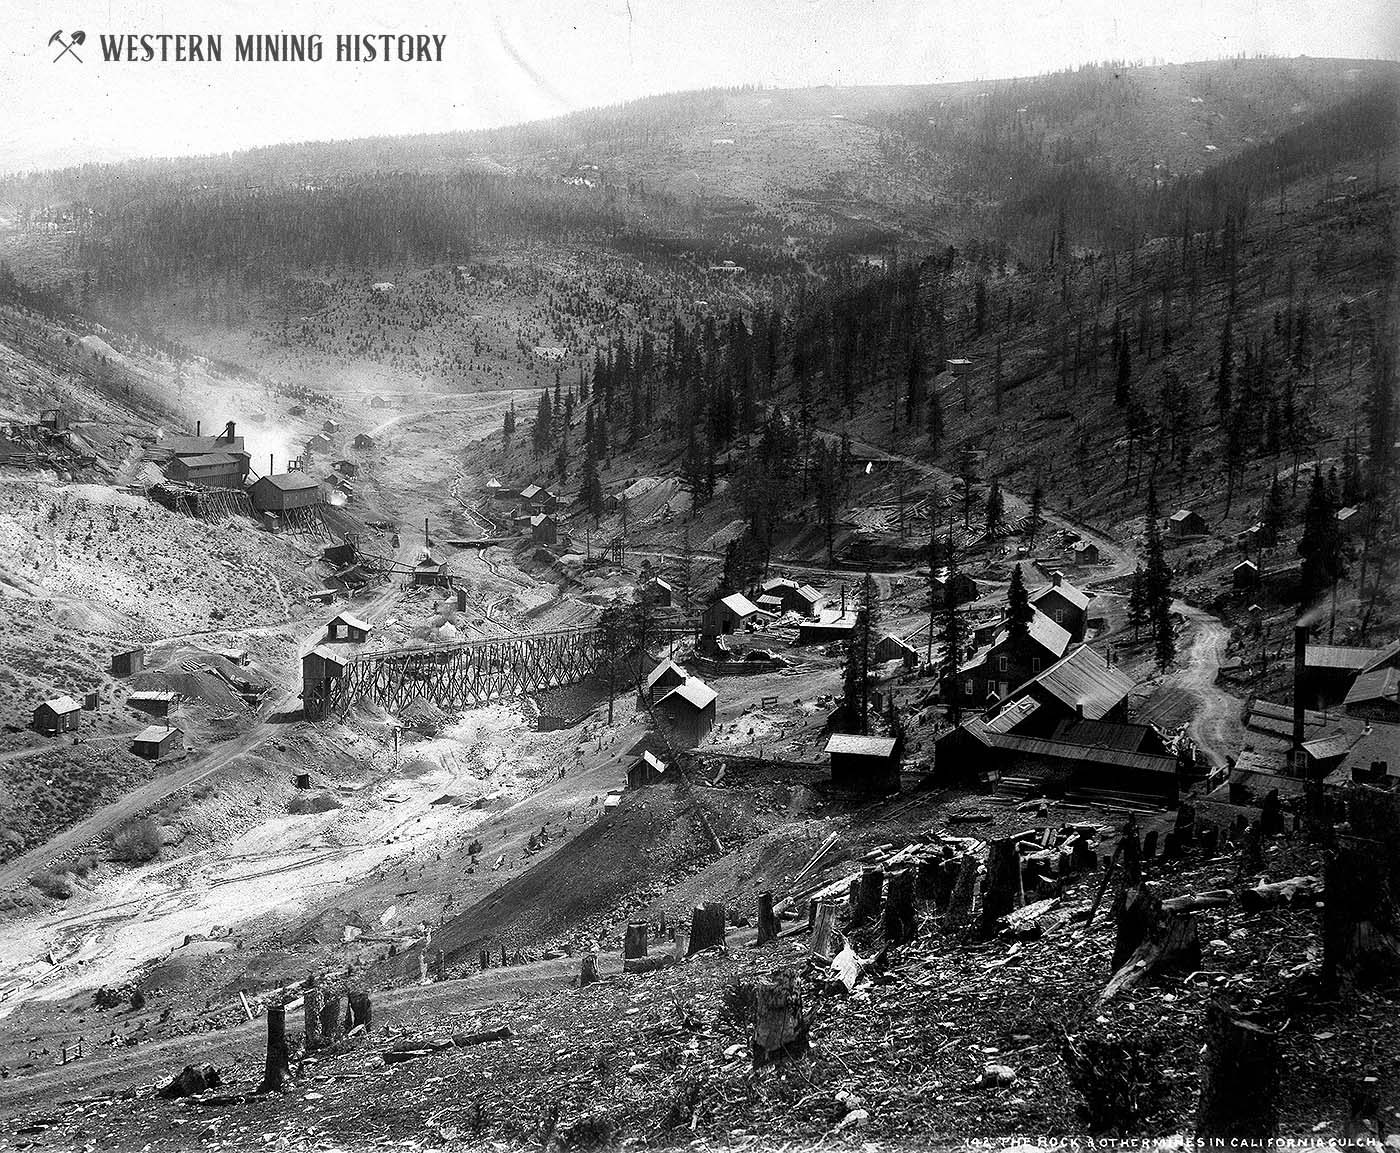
[250,472,322,512]
[654,679,717,747]
[825,733,901,793]
[132,725,182,760]
[1168,508,1208,538]
[627,751,668,789]
[327,612,371,643]
[702,593,761,635]
[111,648,146,678]
[33,696,82,735]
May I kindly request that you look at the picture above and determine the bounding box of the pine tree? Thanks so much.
[926,382,944,456]
[679,431,705,510]
[1027,484,1044,548]
[1114,337,1132,406]
[502,400,515,452]
[940,546,966,724]
[1127,563,1147,641]
[1298,466,1344,605]
[1261,472,1285,548]
[1006,563,1032,641]
[1143,484,1175,670]
[1215,315,1234,414]
[984,479,1004,538]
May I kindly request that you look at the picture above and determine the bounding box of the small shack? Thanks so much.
[825,733,901,793]
[369,395,389,409]
[530,514,558,546]
[132,725,182,760]
[1233,559,1260,591]
[641,576,673,607]
[641,659,688,704]
[127,691,177,717]
[1169,509,1208,539]
[702,593,760,635]
[1070,541,1101,565]
[323,419,341,436]
[305,433,333,457]
[111,648,146,678]
[874,634,919,668]
[353,433,376,450]
[249,472,322,513]
[798,611,859,644]
[654,679,718,747]
[627,750,668,790]
[332,460,358,478]
[327,612,371,643]
[412,552,446,587]
[33,696,82,736]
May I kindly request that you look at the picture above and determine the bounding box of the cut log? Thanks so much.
[1162,889,1234,914]
[579,953,598,987]
[941,854,979,936]
[756,892,779,945]
[1102,911,1201,1002]
[1238,875,1322,912]
[1197,1000,1279,1138]
[849,868,884,926]
[623,954,676,975]
[302,986,324,1053]
[452,1026,513,1047]
[623,921,649,960]
[686,902,726,954]
[257,1003,291,1093]
[347,991,372,1035]
[980,837,1024,937]
[808,900,837,962]
[882,869,917,946]
[751,970,809,1066]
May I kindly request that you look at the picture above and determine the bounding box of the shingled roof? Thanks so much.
[1019,644,1135,720]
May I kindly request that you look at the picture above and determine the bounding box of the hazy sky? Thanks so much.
[2,0,1397,173]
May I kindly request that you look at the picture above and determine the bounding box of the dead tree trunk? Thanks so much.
[1197,1000,1279,1139]
[257,1003,291,1093]
[808,900,837,962]
[914,856,941,903]
[686,902,726,955]
[1259,788,1284,837]
[756,892,779,945]
[347,991,372,1035]
[320,994,344,1046]
[882,869,917,946]
[624,921,649,960]
[980,838,1024,937]
[849,868,884,926]
[303,985,324,1053]
[751,970,809,1067]
[942,854,979,936]
[579,953,598,988]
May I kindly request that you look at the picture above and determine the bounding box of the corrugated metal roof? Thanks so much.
[1306,645,1383,671]
[825,734,898,757]
[134,725,180,742]
[1345,667,1400,706]
[659,679,717,710]
[1031,578,1091,612]
[259,472,320,492]
[958,722,1177,774]
[719,593,760,617]
[1021,644,1134,720]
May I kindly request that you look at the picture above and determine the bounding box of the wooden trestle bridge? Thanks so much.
[303,625,692,720]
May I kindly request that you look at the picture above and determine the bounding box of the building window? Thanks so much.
[964,678,973,696]
[997,656,1008,673]
[1053,609,1063,623]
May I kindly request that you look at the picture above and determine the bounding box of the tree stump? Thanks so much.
[1141,829,1159,861]
[1199,823,1219,855]
[257,1003,291,1093]
[942,854,979,936]
[579,952,598,988]
[624,921,649,960]
[882,869,917,946]
[1174,801,1197,838]
[756,892,779,945]
[1111,884,1163,971]
[808,900,836,962]
[1197,1000,1278,1139]
[320,994,343,1045]
[849,868,884,926]
[1324,809,1400,997]
[347,991,372,1035]
[1103,911,1201,1002]
[303,985,324,1053]
[934,856,961,910]
[686,902,726,955]
[914,856,940,903]
[479,949,490,971]
[751,970,808,1067]
[1259,789,1284,837]
[980,838,1024,937]
[1235,819,1264,879]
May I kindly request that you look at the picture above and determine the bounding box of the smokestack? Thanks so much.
[225,421,236,441]
[196,420,201,437]
[270,453,274,476]
[1293,623,1308,757]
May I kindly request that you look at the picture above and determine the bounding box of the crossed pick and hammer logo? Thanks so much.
[50,30,86,62]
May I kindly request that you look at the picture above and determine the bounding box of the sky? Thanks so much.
[1,0,1397,173]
